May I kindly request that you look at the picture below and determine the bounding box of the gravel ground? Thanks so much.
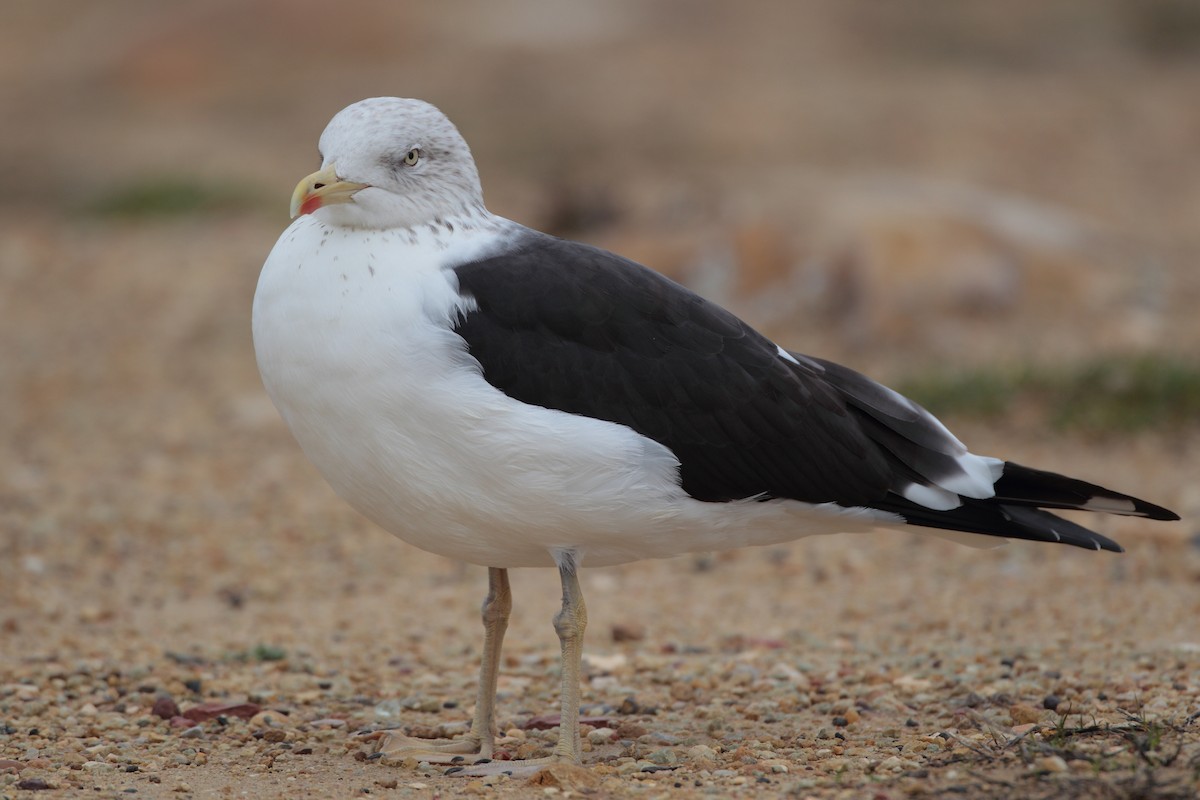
[1,217,1197,799]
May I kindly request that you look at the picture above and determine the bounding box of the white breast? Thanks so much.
[253,216,892,568]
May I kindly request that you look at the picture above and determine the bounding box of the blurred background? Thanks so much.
[8,0,1199,525]
[5,0,1200,659]
[1,1,1198,791]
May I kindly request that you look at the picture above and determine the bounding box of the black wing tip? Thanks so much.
[879,499,1130,553]
[998,461,1179,522]
[1132,500,1180,522]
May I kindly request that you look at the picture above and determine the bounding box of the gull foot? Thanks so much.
[445,756,578,779]
[360,729,494,765]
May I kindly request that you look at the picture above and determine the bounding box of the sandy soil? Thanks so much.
[3,3,1199,798]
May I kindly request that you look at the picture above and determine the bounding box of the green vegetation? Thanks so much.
[86,176,261,218]
[224,643,288,663]
[250,643,288,662]
[898,354,1200,435]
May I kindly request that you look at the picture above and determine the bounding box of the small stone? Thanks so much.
[524,763,600,789]
[614,722,647,739]
[646,748,677,765]
[617,696,646,715]
[374,699,403,718]
[522,714,562,731]
[152,697,180,720]
[1010,703,1041,725]
[611,623,646,642]
[398,695,441,714]
[880,756,904,770]
[687,744,717,762]
[587,727,616,744]
[183,702,260,723]
[893,675,933,693]
[1043,694,1062,711]
[17,778,55,790]
[180,726,204,739]
[0,759,26,772]
[249,710,290,729]
[1036,755,1069,773]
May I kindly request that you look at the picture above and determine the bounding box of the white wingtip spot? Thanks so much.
[900,482,962,511]
[936,455,1004,500]
[1081,496,1138,515]
[776,345,800,366]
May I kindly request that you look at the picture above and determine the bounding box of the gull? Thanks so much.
[252,97,1178,775]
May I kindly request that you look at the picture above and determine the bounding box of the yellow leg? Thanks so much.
[448,554,588,778]
[372,567,511,763]
[550,555,586,763]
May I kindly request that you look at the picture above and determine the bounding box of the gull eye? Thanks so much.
[402,148,420,166]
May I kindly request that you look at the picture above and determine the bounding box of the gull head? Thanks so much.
[289,97,485,230]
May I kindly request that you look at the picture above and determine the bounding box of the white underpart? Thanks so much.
[254,214,904,569]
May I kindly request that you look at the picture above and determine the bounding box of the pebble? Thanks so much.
[398,695,442,714]
[249,710,290,729]
[152,697,180,720]
[1036,755,1069,773]
[17,778,55,791]
[687,744,717,762]
[183,702,261,722]
[1009,703,1042,725]
[646,748,677,765]
[614,722,647,739]
[587,727,616,744]
[611,623,646,642]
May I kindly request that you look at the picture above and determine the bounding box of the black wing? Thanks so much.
[451,230,1178,550]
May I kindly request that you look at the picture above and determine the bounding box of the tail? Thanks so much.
[874,462,1180,553]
